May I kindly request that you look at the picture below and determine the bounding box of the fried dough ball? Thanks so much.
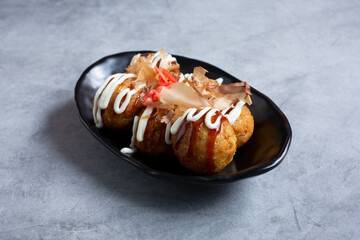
[172,114,237,174]
[134,108,173,157]
[127,51,181,77]
[232,105,254,148]
[101,79,144,130]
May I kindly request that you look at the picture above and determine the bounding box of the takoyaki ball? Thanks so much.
[173,114,237,174]
[149,53,180,76]
[232,105,254,148]
[134,108,173,157]
[101,79,144,131]
[126,52,181,80]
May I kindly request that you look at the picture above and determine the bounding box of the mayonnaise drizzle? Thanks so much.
[114,89,137,114]
[130,53,141,65]
[150,51,177,68]
[120,116,139,154]
[136,107,154,142]
[187,107,212,122]
[179,73,193,83]
[179,73,185,83]
[170,108,193,135]
[122,101,245,153]
[170,107,223,135]
[150,51,160,63]
[93,73,136,128]
[222,100,245,125]
[138,83,146,89]
[205,109,222,129]
[216,78,223,85]
[114,83,146,114]
[165,123,173,145]
[184,73,193,79]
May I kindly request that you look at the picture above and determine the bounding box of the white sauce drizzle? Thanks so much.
[179,73,185,83]
[165,123,173,145]
[122,101,245,152]
[187,107,212,122]
[170,108,193,135]
[164,54,177,66]
[150,51,177,68]
[150,51,160,62]
[184,73,193,79]
[205,109,222,129]
[222,100,245,125]
[170,107,223,135]
[136,107,154,142]
[120,116,139,154]
[120,148,135,154]
[138,83,146,89]
[114,89,137,114]
[114,83,146,114]
[216,77,223,85]
[179,73,193,83]
[150,52,161,68]
[93,73,136,128]
[130,53,141,65]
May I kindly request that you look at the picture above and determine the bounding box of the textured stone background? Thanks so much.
[1,0,359,239]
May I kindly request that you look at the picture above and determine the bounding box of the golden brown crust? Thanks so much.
[134,108,173,157]
[101,80,145,130]
[232,106,254,148]
[172,116,237,174]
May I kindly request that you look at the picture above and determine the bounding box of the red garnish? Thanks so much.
[156,86,163,93]
[154,66,167,82]
[158,81,172,87]
[144,89,159,105]
[162,69,177,83]
[152,93,158,102]
[143,97,152,105]
[147,67,178,106]
[154,66,177,87]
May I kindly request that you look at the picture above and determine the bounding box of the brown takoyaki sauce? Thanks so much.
[174,121,187,151]
[143,109,168,152]
[174,111,226,173]
[187,117,204,157]
[174,113,205,156]
[223,100,240,115]
[132,82,142,108]
[141,109,158,151]
[206,112,225,172]
[224,107,233,115]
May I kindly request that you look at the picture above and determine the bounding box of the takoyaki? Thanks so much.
[126,49,180,77]
[93,73,145,130]
[133,107,174,157]
[221,101,254,148]
[93,49,255,175]
[170,108,237,174]
[231,105,254,148]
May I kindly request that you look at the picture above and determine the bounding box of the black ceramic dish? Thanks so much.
[75,51,292,184]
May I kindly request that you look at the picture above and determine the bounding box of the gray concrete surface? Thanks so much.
[1,0,360,239]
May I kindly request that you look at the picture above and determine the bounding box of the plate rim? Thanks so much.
[74,50,292,184]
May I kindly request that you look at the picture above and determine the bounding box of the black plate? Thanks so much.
[75,51,292,184]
